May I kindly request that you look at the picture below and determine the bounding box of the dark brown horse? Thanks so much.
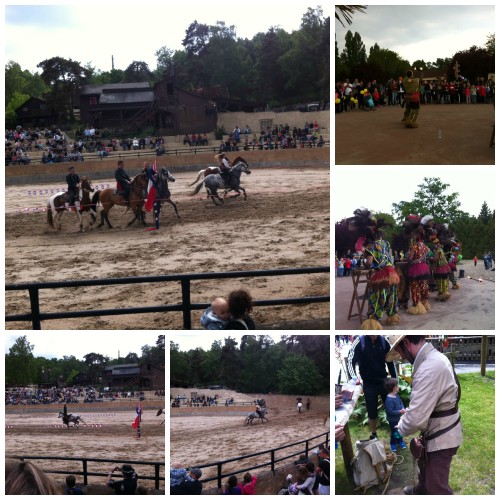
[188,155,249,186]
[46,176,96,232]
[91,172,148,228]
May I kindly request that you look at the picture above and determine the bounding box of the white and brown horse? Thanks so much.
[188,155,249,186]
[47,176,96,232]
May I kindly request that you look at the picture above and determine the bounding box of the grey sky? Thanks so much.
[5,333,163,360]
[5,2,331,73]
[335,5,495,70]
[334,166,496,221]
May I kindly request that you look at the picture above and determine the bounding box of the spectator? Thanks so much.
[295,462,316,495]
[6,459,61,494]
[106,464,138,494]
[223,475,242,495]
[65,475,84,494]
[200,297,230,330]
[171,467,202,495]
[240,473,257,494]
[183,134,191,146]
[224,289,255,330]
[314,447,330,495]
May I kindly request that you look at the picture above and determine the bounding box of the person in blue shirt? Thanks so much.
[384,377,407,452]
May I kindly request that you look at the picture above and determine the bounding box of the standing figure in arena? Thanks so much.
[402,70,420,128]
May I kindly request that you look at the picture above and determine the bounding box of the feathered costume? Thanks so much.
[403,215,431,314]
[347,209,400,329]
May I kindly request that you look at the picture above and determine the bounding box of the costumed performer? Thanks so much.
[430,224,453,301]
[402,70,420,128]
[347,209,400,329]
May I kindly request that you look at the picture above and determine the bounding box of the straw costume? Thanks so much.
[402,70,420,128]
[403,215,431,314]
[431,224,454,301]
[347,209,400,329]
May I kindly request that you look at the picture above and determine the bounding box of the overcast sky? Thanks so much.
[334,166,496,221]
[5,333,163,360]
[5,2,331,74]
[335,5,495,70]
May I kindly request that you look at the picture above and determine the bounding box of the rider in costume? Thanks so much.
[402,70,420,128]
[403,215,431,315]
[143,161,163,231]
[65,165,81,212]
[115,160,132,200]
[215,152,232,182]
[347,209,400,329]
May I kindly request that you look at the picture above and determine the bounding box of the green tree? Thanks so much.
[5,91,31,129]
[340,31,367,74]
[450,46,494,82]
[37,56,91,121]
[220,337,240,388]
[83,352,109,384]
[277,354,322,394]
[170,342,189,385]
[485,34,495,55]
[478,201,493,224]
[391,177,467,224]
[6,336,36,386]
[122,60,153,83]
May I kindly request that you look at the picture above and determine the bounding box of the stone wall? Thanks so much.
[6,148,330,185]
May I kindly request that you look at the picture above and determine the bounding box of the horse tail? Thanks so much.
[47,200,54,228]
[190,180,205,196]
[91,190,100,211]
[188,170,203,186]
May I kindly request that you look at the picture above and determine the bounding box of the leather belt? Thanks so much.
[430,405,458,418]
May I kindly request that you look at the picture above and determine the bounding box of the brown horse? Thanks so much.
[46,176,96,232]
[92,172,148,228]
[188,155,249,186]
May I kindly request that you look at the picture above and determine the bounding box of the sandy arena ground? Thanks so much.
[169,389,330,492]
[5,166,330,330]
[5,401,165,492]
[335,104,495,164]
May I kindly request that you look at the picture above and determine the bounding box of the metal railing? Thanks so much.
[193,431,329,489]
[6,266,330,330]
[9,456,164,489]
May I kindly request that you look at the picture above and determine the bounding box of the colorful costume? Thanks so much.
[403,215,431,314]
[347,209,400,329]
[402,70,420,128]
[433,245,451,300]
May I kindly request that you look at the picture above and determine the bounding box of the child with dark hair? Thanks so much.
[224,289,255,330]
[384,377,407,452]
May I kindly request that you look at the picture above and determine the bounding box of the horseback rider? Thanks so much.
[65,165,81,212]
[255,403,264,419]
[63,403,69,426]
[115,160,132,200]
[215,152,232,183]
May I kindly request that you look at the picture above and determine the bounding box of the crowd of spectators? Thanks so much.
[336,77,495,113]
[5,386,151,405]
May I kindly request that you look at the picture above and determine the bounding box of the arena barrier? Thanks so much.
[9,456,164,490]
[193,431,329,489]
[46,424,104,428]
[6,266,329,330]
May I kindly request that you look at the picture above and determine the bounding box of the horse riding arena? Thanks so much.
[5,165,329,329]
[5,400,165,491]
[170,389,330,492]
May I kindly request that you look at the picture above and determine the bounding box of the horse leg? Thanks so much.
[166,198,180,218]
[104,212,113,229]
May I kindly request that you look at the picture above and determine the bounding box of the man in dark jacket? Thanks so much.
[106,465,137,495]
[115,160,132,200]
[171,468,203,495]
[351,335,397,439]
[65,165,81,211]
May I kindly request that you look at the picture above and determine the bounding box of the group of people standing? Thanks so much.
[344,209,461,329]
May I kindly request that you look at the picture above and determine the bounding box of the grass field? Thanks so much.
[335,371,495,495]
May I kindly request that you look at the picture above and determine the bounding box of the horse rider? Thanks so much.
[65,165,81,211]
[215,152,232,182]
[63,403,69,426]
[255,403,264,419]
[115,160,132,201]
[143,161,161,231]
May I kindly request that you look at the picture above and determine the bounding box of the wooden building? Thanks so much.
[102,363,164,390]
[14,96,52,128]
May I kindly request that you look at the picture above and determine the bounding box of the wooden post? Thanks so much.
[340,422,354,473]
[481,336,487,376]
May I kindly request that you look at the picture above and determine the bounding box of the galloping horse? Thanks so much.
[47,177,96,232]
[58,412,84,428]
[190,161,251,205]
[245,407,269,425]
[188,155,249,186]
[156,408,166,425]
[91,172,148,228]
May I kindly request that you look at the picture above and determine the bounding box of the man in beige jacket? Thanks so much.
[386,335,462,495]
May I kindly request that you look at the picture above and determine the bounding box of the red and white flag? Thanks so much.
[145,159,157,212]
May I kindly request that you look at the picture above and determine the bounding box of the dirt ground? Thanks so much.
[169,389,330,494]
[335,259,495,330]
[5,166,330,330]
[335,104,495,164]
[5,401,165,493]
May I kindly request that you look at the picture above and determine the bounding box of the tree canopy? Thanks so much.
[170,335,329,395]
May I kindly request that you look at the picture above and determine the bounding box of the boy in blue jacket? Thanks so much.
[384,377,407,452]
